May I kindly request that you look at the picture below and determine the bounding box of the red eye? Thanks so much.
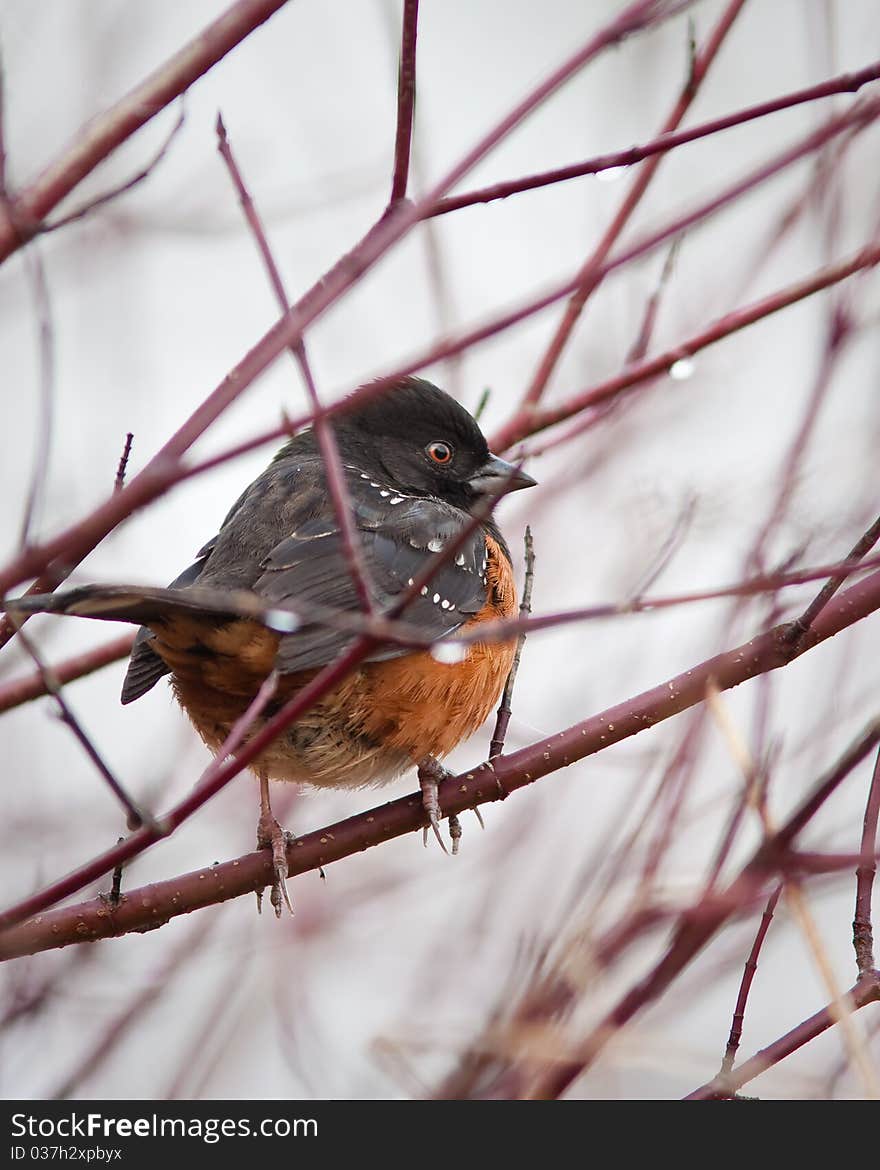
[426,441,453,465]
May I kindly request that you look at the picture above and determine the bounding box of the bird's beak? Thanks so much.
[468,453,537,497]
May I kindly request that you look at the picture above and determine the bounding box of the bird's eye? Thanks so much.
[426,440,454,465]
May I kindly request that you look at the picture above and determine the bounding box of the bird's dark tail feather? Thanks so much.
[1,583,295,628]
[3,584,302,705]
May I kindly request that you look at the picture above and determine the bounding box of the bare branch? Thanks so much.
[854,748,880,978]
[430,59,880,217]
[390,0,420,205]
[0,633,134,714]
[0,0,292,262]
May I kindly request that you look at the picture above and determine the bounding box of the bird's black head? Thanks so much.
[321,377,536,512]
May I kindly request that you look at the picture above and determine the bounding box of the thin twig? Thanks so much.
[6,616,149,830]
[0,0,292,262]
[215,114,375,613]
[719,885,783,1083]
[854,747,880,978]
[17,242,55,549]
[784,880,880,1098]
[389,0,419,205]
[41,104,186,235]
[114,433,134,493]
[430,59,880,217]
[0,633,134,714]
[785,513,880,645]
[519,0,749,411]
[685,975,880,1099]
[489,527,535,760]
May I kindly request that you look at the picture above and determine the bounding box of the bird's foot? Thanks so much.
[256,808,295,918]
[417,756,455,854]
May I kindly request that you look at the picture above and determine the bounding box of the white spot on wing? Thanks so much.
[427,538,444,553]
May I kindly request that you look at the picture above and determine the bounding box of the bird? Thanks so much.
[5,377,536,914]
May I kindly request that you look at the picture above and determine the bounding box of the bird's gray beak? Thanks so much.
[468,453,537,497]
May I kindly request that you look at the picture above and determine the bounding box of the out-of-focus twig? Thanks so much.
[0,0,291,263]
[41,104,186,235]
[6,616,148,830]
[114,433,134,493]
[0,632,134,714]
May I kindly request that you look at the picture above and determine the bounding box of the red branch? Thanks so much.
[685,976,880,1099]
[431,59,880,217]
[519,0,749,411]
[0,0,292,262]
[0,634,134,714]
[492,233,880,451]
[854,748,880,977]
[720,884,783,1081]
[215,114,376,614]
[390,0,420,204]
[530,722,880,1099]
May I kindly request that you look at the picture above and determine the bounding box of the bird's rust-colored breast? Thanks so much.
[354,534,518,762]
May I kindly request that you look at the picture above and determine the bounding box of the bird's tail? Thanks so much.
[1,584,297,629]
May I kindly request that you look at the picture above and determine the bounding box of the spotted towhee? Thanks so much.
[6,377,536,912]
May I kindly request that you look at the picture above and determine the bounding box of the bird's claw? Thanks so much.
[417,756,453,855]
[256,811,295,918]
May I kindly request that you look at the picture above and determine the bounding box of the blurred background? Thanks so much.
[1,0,879,1099]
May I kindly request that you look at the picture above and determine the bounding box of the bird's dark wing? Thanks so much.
[122,453,490,694]
[255,474,488,673]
